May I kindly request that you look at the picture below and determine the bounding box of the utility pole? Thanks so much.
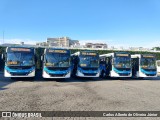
[2,30,4,44]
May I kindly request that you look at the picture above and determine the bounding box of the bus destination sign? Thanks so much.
[48,50,68,53]
[142,55,155,58]
[116,53,129,57]
[10,48,31,52]
[81,52,97,56]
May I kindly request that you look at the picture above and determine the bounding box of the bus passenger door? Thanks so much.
[106,57,112,76]
[99,57,105,77]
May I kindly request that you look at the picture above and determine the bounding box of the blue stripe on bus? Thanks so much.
[78,67,99,73]
[113,67,131,74]
[5,66,35,73]
[140,68,157,75]
[44,67,70,74]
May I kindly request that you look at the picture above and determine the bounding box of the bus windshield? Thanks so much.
[7,52,34,66]
[114,56,131,68]
[141,58,156,69]
[45,53,70,67]
[79,55,99,68]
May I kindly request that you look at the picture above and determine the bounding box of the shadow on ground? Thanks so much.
[0,71,160,91]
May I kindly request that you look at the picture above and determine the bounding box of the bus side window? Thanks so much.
[107,57,112,69]
[100,58,105,64]
[106,57,109,64]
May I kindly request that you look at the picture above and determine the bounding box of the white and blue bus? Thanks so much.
[156,60,160,76]
[99,52,132,78]
[2,47,36,79]
[71,51,100,77]
[41,48,71,78]
[131,54,157,78]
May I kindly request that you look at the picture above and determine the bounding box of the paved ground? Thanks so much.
[0,72,160,120]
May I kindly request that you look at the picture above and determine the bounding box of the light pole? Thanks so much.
[2,30,4,44]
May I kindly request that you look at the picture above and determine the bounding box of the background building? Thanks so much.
[36,42,48,46]
[69,40,80,47]
[36,37,80,47]
[129,47,150,51]
[84,43,108,49]
[1,42,36,47]
[47,37,70,47]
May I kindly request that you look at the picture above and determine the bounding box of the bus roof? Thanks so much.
[44,48,70,50]
[7,46,34,49]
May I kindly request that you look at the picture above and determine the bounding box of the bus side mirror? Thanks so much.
[1,53,6,61]
[1,54,3,60]
[111,58,114,65]
[41,55,44,61]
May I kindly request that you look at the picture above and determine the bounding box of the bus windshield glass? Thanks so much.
[7,52,34,66]
[141,57,156,69]
[45,53,70,67]
[114,56,131,68]
[79,55,99,68]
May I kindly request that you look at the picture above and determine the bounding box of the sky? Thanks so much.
[0,0,160,48]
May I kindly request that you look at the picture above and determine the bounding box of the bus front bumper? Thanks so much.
[110,70,132,77]
[137,71,157,78]
[4,69,35,77]
[76,70,100,77]
[42,71,71,78]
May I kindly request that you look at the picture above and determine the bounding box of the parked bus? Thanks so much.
[99,52,132,78]
[41,48,71,78]
[131,54,157,78]
[2,47,36,79]
[71,51,100,77]
[156,60,160,76]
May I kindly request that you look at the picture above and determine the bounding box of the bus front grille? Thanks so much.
[83,73,97,76]
[49,73,66,77]
[118,73,130,76]
[145,74,156,76]
[10,72,29,76]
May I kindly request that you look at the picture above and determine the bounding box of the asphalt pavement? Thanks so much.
[0,72,160,120]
